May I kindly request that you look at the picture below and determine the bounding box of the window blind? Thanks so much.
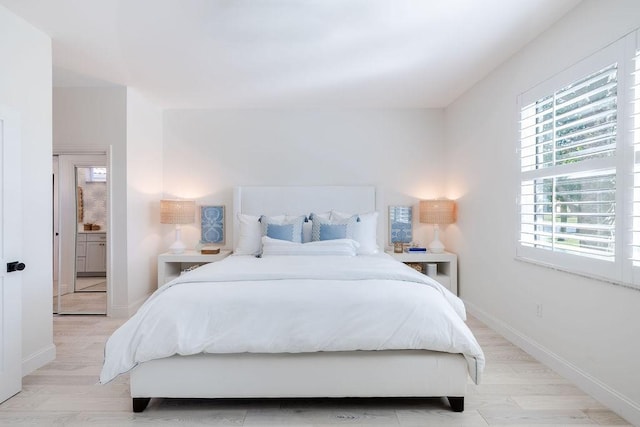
[519,64,618,261]
[631,48,640,265]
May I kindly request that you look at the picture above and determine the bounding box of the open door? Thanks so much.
[0,105,23,403]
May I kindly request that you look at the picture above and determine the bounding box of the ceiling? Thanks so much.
[1,0,582,109]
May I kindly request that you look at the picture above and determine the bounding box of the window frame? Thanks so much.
[515,34,639,288]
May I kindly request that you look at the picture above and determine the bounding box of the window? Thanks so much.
[88,167,107,182]
[517,32,640,288]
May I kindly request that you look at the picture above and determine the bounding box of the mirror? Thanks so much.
[53,157,108,315]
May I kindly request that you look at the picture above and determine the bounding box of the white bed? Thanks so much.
[103,186,483,413]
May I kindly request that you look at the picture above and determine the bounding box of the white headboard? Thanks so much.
[233,186,382,250]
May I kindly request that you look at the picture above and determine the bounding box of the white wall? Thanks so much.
[54,87,127,149]
[0,5,54,374]
[163,109,445,249]
[444,0,640,423]
[53,87,130,315]
[125,88,163,308]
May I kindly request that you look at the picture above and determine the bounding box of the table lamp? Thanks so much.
[420,199,456,254]
[160,199,195,254]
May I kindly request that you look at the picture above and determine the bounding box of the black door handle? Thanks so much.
[7,261,26,273]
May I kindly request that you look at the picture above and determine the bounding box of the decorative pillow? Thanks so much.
[331,210,379,255]
[310,214,356,241]
[305,211,330,243]
[259,215,305,243]
[261,236,359,256]
[234,213,262,255]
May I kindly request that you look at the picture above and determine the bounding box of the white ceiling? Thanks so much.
[1,0,581,109]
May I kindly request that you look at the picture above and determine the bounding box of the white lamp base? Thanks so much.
[428,224,445,254]
[169,226,186,254]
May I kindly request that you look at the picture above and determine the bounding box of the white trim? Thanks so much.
[109,292,152,318]
[106,145,114,316]
[520,157,616,181]
[519,39,624,106]
[21,344,56,377]
[514,255,640,292]
[466,301,640,426]
[515,246,620,285]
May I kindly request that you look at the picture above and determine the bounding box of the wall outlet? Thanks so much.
[536,304,543,318]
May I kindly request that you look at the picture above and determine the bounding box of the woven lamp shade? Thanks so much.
[160,199,195,224]
[419,199,456,225]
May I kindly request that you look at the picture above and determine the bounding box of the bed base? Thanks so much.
[130,350,467,413]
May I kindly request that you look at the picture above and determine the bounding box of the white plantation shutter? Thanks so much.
[515,34,640,283]
[631,47,640,272]
[516,30,640,289]
[519,63,618,262]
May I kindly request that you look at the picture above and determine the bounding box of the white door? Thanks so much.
[0,106,23,403]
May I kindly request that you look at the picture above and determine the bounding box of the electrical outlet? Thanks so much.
[536,304,543,318]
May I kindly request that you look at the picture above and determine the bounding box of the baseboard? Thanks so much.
[465,302,640,426]
[108,292,151,318]
[22,343,56,377]
[109,304,130,318]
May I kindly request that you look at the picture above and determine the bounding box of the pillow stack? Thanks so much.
[234,210,379,256]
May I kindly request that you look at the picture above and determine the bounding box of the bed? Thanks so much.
[100,186,484,413]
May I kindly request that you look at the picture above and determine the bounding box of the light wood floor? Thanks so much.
[0,315,630,426]
[53,276,107,314]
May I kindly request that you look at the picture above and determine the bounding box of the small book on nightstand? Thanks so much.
[406,247,427,252]
[200,247,220,254]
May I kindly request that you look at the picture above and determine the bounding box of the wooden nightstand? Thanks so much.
[387,251,458,295]
[157,250,232,288]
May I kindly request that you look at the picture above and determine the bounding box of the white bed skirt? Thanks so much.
[130,350,467,399]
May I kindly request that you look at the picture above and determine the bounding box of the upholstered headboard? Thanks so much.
[232,186,382,250]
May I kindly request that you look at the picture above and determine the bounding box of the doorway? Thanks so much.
[53,154,108,314]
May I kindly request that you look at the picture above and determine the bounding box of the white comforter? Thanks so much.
[100,254,485,384]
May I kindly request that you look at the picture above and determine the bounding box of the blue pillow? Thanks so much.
[259,215,305,243]
[265,223,294,241]
[310,214,356,241]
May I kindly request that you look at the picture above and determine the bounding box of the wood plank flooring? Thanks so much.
[0,315,630,426]
[53,276,107,314]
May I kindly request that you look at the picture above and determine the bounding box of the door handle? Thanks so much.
[7,261,26,273]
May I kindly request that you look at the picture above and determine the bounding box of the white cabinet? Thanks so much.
[77,232,106,275]
[76,238,87,273]
[387,251,458,295]
[157,250,232,288]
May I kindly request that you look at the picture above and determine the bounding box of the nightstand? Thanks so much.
[157,250,232,288]
[387,251,458,295]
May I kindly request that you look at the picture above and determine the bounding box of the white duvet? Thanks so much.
[100,254,485,384]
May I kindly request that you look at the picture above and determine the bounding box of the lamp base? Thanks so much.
[428,240,445,254]
[428,224,445,254]
[168,243,186,254]
[168,226,186,254]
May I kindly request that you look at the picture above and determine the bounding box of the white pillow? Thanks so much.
[331,210,379,255]
[302,221,313,243]
[234,213,262,255]
[261,236,359,256]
